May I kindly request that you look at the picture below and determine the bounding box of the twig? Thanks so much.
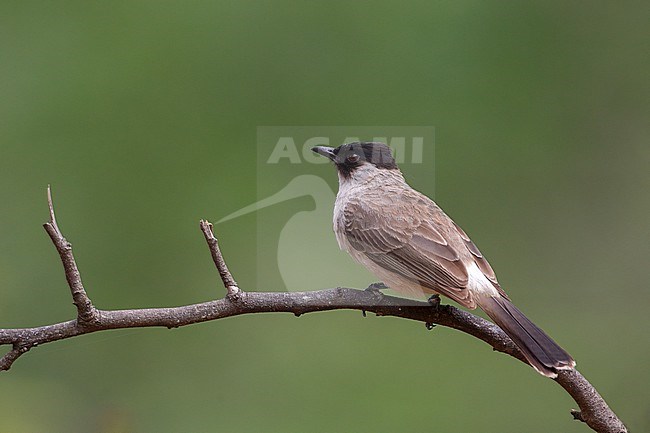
[199,220,239,297]
[42,186,99,326]
[0,190,628,433]
[0,346,26,371]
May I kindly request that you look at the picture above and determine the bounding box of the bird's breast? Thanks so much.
[333,195,349,252]
[332,180,362,253]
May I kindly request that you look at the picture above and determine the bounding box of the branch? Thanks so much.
[0,190,627,433]
[199,220,239,297]
[42,186,99,326]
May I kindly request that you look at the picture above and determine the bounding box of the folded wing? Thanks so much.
[342,192,476,307]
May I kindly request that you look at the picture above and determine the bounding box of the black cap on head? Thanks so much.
[332,141,397,176]
[311,142,398,178]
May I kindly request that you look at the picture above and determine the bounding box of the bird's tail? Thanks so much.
[477,295,575,378]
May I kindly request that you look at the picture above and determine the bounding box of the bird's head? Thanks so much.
[311,142,399,180]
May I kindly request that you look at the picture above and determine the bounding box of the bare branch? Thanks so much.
[0,289,627,432]
[0,346,26,371]
[42,186,99,325]
[200,219,239,296]
[0,191,627,433]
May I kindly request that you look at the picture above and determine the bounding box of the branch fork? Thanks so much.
[43,186,99,326]
[0,188,628,433]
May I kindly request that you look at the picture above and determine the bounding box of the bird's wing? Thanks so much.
[450,219,508,300]
[342,191,476,307]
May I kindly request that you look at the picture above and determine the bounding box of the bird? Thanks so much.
[311,141,575,378]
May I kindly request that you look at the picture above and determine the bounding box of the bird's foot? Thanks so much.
[365,282,389,293]
[424,295,441,330]
[363,282,388,317]
[427,294,441,310]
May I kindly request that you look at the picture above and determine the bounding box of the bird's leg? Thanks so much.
[424,294,441,330]
[365,281,389,293]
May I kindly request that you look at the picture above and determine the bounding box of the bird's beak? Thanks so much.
[311,146,336,161]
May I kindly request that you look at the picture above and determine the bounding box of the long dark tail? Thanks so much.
[478,295,575,378]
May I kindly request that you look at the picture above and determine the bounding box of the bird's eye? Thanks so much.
[346,154,360,163]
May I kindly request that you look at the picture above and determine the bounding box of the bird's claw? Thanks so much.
[363,282,387,316]
[427,294,441,309]
[365,282,388,292]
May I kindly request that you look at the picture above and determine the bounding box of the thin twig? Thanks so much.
[42,186,98,325]
[0,347,26,371]
[200,219,239,296]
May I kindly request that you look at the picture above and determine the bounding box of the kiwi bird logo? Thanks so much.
[216,175,373,290]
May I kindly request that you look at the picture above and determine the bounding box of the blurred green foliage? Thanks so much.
[1,1,648,432]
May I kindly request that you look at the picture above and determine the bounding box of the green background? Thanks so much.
[1,1,648,432]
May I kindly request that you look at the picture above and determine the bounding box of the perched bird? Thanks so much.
[312,141,575,377]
